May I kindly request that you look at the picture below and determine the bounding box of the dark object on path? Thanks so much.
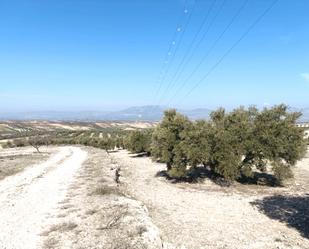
[115,167,121,184]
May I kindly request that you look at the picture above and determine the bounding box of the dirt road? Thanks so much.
[1,146,308,249]
[0,147,87,249]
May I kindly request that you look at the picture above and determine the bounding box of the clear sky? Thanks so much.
[0,0,308,112]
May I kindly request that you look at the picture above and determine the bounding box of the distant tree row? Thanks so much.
[126,105,307,185]
[3,129,127,154]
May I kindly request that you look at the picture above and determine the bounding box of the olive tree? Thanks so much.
[151,105,306,184]
[181,120,212,168]
[202,108,243,181]
[207,105,306,184]
[98,137,117,153]
[249,105,306,183]
[151,109,191,177]
[126,129,152,155]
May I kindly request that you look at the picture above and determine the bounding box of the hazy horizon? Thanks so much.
[2,103,309,114]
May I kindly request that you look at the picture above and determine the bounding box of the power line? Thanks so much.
[152,0,191,103]
[174,0,279,106]
[166,0,250,106]
[157,0,219,103]
[159,0,227,103]
[154,2,196,104]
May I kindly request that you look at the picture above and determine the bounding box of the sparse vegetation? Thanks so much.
[98,205,129,230]
[91,185,122,196]
[28,135,49,153]
[0,153,49,180]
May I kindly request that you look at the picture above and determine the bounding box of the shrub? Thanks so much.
[3,141,15,148]
[28,135,46,153]
[13,139,28,147]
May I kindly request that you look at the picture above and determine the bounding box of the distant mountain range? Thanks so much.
[0,105,308,122]
[0,106,212,121]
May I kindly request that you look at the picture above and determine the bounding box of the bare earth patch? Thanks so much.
[111,149,309,249]
[0,147,51,180]
[0,146,87,249]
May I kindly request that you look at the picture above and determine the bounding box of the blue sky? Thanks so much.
[0,0,308,112]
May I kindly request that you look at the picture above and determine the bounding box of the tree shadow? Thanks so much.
[155,167,231,187]
[107,150,121,154]
[237,172,280,187]
[251,195,309,238]
[155,166,285,188]
[129,152,150,158]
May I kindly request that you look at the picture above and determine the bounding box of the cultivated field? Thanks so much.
[0,121,156,139]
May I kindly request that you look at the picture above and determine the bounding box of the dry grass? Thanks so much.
[85,209,98,216]
[0,153,48,180]
[59,204,75,210]
[43,237,59,249]
[90,185,122,196]
[97,205,129,230]
[41,222,78,236]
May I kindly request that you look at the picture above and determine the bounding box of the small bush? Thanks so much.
[13,139,28,147]
[91,185,122,196]
[5,141,15,148]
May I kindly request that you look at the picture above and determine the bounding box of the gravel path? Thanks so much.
[40,147,163,249]
[112,150,309,249]
[0,147,87,249]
